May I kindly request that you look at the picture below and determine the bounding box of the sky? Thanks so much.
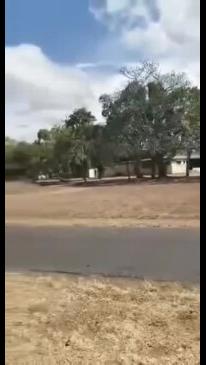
[6,0,200,141]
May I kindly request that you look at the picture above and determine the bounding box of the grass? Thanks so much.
[6,180,200,228]
[6,273,200,365]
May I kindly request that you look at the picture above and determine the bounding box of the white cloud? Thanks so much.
[158,0,199,45]
[90,0,200,84]
[5,44,125,141]
[6,0,199,140]
[90,0,159,29]
[75,62,98,69]
[122,22,171,56]
[122,1,199,58]
[105,0,129,14]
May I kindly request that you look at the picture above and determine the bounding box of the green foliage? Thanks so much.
[64,108,96,180]
[65,108,96,129]
[181,87,200,150]
[37,129,50,144]
[5,62,200,181]
[100,62,200,178]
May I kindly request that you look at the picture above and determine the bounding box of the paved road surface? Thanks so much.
[6,226,200,282]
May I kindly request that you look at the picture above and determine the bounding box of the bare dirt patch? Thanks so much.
[6,181,200,228]
[6,273,200,365]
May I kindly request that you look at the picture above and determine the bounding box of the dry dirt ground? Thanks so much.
[6,273,200,365]
[6,180,200,228]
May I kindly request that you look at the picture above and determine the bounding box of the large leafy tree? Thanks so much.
[11,142,33,168]
[5,137,17,164]
[100,62,198,178]
[100,82,147,178]
[89,124,105,178]
[64,108,96,181]
[37,129,50,144]
[143,78,188,177]
[180,87,200,175]
[5,139,32,178]
[51,126,73,176]
[31,129,56,177]
[65,108,96,129]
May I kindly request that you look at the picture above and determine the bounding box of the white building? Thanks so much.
[167,152,200,175]
[102,152,200,178]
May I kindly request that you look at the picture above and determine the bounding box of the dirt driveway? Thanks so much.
[6,180,200,228]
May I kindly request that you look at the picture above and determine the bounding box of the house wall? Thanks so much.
[169,160,187,174]
[103,155,200,178]
[88,168,98,179]
[103,162,157,177]
[104,164,130,177]
[104,160,188,177]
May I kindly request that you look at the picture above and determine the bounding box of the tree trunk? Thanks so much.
[186,150,191,177]
[126,161,131,180]
[134,158,143,178]
[97,164,104,179]
[156,154,167,178]
[83,169,87,182]
[81,159,89,182]
[151,157,156,179]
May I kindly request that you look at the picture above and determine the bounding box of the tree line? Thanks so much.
[5,62,200,180]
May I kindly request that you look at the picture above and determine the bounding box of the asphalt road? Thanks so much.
[5,226,200,282]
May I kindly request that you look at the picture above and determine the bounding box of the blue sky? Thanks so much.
[5,0,199,141]
[5,0,107,63]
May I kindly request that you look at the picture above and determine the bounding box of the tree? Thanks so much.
[65,108,96,129]
[120,61,159,84]
[52,126,73,177]
[89,124,114,179]
[99,93,135,178]
[12,142,33,167]
[180,87,200,176]
[5,137,17,164]
[100,62,194,178]
[30,129,57,177]
[65,108,96,181]
[143,79,187,177]
[123,63,192,177]
[100,95,135,177]
[5,136,16,146]
[37,129,50,144]
[100,82,151,178]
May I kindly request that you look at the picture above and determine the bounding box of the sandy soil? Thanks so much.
[6,180,200,228]
[6,273,200,365]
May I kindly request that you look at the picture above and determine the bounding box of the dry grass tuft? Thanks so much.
[6,274,200,365]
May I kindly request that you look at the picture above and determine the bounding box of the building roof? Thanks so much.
[174,152,200,160]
